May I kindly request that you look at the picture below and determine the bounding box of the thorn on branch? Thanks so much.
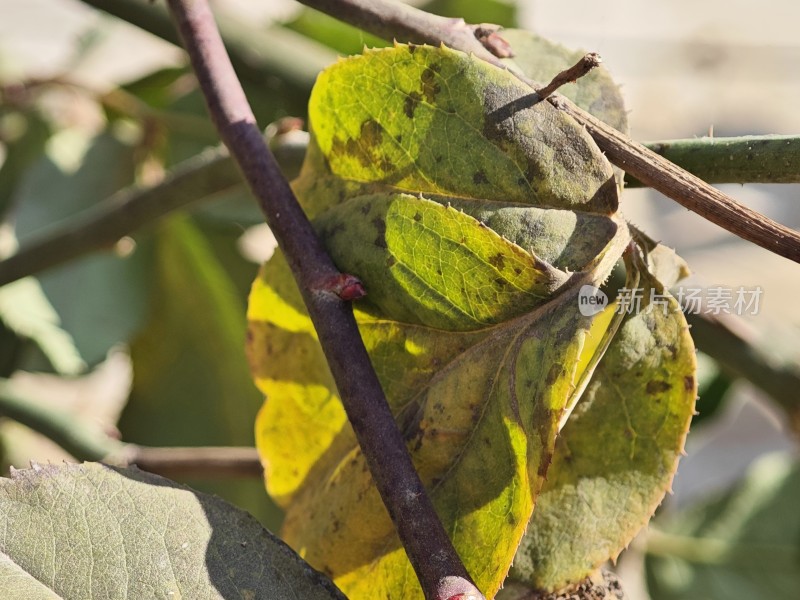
[472,24,514,58]
[537,52,603,99]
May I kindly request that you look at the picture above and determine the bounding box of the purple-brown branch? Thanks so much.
[296,0,800,264]
[163,1,483,599]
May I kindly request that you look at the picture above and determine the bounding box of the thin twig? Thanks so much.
[536,52,602,99]
[163,1,483,599]
[299,0,512,59]
[295,0,800,264]
[0,377,264,477]
[113,445,263,479]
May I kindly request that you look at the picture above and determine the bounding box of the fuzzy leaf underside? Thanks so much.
[294,43,618,221]
[0,463,345,599]
[508,268,697,591]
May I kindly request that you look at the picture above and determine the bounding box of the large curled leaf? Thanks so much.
[0,462,345,599]
[507,267,697,591]
[249,40,693,599]
[250,42,630,599]
[645,453,800,600]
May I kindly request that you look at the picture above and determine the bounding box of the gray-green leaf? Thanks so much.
[0,463,345,600]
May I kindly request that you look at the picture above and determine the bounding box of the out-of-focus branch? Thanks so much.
[0,379,118,461]
[113,445,263,479]
[78,0,333,97]
[685,309,800,433]
[0,131,307,287]
[626,135,800,187]
[0,377,263,478]
[164,1,484,598]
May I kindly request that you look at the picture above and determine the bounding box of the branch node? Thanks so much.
[472,24,514,58]
[436,576,486,600]
[315,273,367,301]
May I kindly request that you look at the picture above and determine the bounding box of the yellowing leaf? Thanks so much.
[249,235,628,599]
[248,40,695,600]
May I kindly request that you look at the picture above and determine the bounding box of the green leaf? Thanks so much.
[11,131,149,366]
[645,453,800,600]
[0,462,345,599]
[295,44,617,219]
[316,193,570,330]
[121,215,277,528]
[0,277,84,375]
[508,266,697,591]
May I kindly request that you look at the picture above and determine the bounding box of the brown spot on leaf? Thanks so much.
[646,380,672,394]
[473,169,489,184]
[330,119,387,169]
[538,453,553,478]
[413,211,423,222]
[684,375,695,391]
[403,91,422,118]
[421,65,441,103]
[488,253,506,270]
[372,214,387,248]
[545,363,562,386]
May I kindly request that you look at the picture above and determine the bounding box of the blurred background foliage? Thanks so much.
[0,1,798,598]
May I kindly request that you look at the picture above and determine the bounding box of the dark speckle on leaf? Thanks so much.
[473,169,489,184]
[372,216,387,248]
[684,375,695,391]
[545,363,562,386]
[403,91,422,119]
[413,211,423,222]
[488,253,506,270]
[421,65,441,103]
[330,119,386,169]
[646,380,672,395]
